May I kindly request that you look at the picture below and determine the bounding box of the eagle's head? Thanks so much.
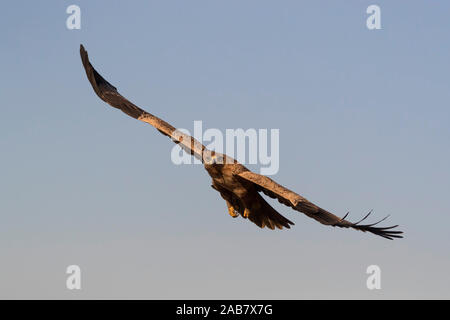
[203,151,225,166]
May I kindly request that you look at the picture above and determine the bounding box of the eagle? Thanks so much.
[80,44,403,240]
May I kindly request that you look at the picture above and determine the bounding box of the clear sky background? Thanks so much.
[1,1,449,299]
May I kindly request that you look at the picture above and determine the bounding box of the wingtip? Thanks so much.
[338,210,404,240]
[79,44,90,70]
[80,44,88,60]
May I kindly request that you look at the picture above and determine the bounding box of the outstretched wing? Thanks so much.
[236,171,403,240]
[80,44,205,160]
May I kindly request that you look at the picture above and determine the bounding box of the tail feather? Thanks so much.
[248,193,294,230]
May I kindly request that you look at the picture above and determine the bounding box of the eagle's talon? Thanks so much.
[243,208,250,218]
[228,206,239,218]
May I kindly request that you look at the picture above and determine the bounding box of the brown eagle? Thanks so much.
[80,44,403,240]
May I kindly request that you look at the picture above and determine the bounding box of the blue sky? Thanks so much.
[1,1,449,298]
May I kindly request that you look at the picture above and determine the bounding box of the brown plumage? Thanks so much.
[80,44,403,240]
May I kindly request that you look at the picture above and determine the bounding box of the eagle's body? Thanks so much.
[80,44,403,239]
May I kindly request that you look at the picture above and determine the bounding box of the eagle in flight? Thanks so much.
[80,45,403,240]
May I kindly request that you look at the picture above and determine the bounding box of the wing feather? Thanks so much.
[236,171,403,240]
[80,44,205,160]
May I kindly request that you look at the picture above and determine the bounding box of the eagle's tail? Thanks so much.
[247,193,294,230]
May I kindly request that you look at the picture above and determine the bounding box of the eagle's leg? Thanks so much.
[226,201,239,218]
[240,194,261,219]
